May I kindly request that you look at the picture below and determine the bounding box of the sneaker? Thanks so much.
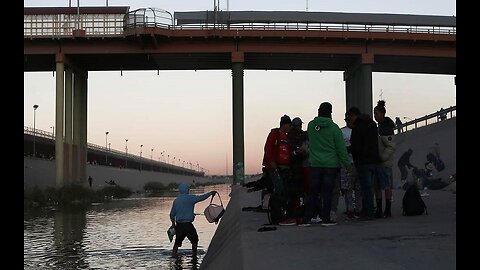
[278,218,297,226]
[310,217,323,224]
[420,192,430,197]
[330,211,337,223]
[321,221,337,227]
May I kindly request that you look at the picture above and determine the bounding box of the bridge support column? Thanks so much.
[72,71,88,186]
[232,52,245,185]
[64,68,73,185]
[55,57,65,188]
[344,63,373,117]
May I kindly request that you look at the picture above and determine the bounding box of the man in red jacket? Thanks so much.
[262,115,296,225]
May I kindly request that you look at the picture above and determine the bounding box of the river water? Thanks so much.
[24,184,231,270]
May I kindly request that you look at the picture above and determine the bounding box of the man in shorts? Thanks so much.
[170,182,215,257]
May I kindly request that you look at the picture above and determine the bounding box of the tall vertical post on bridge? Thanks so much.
[231,52,245,185]
[64,67,73,184]
[55,54,65,187]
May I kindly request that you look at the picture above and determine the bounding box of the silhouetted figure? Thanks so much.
[395,117,403,133]
[88,176,93,187]
[438,108,447,121]
[398,149,414,181]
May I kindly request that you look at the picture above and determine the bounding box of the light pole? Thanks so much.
[105,131,109,165]
[33,105,39,157]
[151,148,154,171]
[50,126,55,139]
[76,0,80,30]
[140,144,143,171]
[125,139,128,168]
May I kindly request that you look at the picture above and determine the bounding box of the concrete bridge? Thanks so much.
[24,6,456,187]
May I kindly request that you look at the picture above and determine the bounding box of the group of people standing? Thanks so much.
[261,99,397,226]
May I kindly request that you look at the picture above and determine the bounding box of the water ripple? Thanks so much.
[24,184,230,269]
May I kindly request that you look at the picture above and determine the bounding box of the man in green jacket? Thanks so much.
[303,102,352,226]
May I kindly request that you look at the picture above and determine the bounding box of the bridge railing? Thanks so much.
[169,22,455,35]
[25,11,455,38]
[23,126,198,173]
[396,105,456,134]
[24,13,125,37]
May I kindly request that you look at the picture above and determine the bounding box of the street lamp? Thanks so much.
[33,104,39,157]
[140,144,143,171]
[50,126,55,139]
[151,148,154,171]
[125,139,128,168]
[105,131,109,165]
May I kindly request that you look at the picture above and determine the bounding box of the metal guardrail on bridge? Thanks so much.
[396,105,456,134]
[23,126,198,174]
[24,8,456,38]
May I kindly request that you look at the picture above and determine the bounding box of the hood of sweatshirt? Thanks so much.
[178,182,190,194]
[311,116,334,130]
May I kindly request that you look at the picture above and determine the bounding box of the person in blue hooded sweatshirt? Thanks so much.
[170,182,216,257]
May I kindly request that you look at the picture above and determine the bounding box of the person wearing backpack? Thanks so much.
[262,114,295,225]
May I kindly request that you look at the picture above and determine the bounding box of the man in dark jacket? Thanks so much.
[345,107,380,220]
[398,149,414,181]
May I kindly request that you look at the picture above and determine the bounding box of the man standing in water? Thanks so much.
[170,183,216,257]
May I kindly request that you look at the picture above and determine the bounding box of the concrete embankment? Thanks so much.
[200,185,456,270]
[200,117,456,269]
[24,158,221,191]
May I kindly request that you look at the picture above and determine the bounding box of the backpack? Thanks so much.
[272,128,291,165]
[402,184,428,216]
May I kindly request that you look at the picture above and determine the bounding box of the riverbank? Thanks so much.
[24,157,227,192]
[200,185,456,270]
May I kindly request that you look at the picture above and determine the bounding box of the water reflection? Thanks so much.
[51,208,89,269]
[24,184,230,269]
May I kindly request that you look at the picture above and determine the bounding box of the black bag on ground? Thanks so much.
[402,184,428,216]
[267,193,289,225]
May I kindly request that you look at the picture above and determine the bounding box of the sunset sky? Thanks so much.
[24,0,456,175]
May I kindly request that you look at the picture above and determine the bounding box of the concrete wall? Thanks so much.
[24,158,226,192]
[199,186,244,270]
[200,117,456,270]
